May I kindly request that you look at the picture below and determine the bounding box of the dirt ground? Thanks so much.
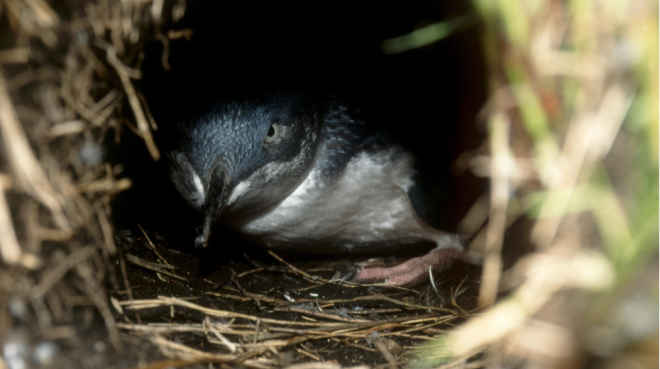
[38,227,481,369]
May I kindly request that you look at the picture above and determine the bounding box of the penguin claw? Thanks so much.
[351,248,462,287]
[194,235,208,248]
[333,264,360,282]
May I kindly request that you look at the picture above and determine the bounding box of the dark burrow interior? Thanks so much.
[101,1,498,367]
[112,0,488,257]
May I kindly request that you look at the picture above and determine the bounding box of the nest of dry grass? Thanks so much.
[114,230,477,368]
[0,0,178,359]
[0,0,657,368]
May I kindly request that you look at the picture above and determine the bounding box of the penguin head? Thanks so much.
[169,90,322,247]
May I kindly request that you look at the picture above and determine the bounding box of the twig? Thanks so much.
[273,306,371,323]
[104,45,160,160]
[138,224,169,265]
[295,295,458,315]
[268,250,313,279]
[204,317,238,353]
[295,346,322,361]
[149,334,239,361]
[252,318,260,350]
[372,334,398,369]
[206,291,289,306]
[125,254,188,282]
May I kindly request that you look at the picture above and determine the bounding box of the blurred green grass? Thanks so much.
[410,0,658,367]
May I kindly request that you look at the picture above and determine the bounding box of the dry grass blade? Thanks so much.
[121,296,345,327]
[28,245,98,300]
[125,254,188,282]
[0,69,71,240]
[294,295,459,315]
[0,48,31,64]
[94,201,118,254]
[445,251,614,358]
[530,84,636,248]
[0,175,23,266]
[477,113,511,308]
[105,46,160,160]
[5,0,59,47]
[273,306,371,323]
[149,334,240,361]
[138,224,171,265]
[117,292,460,360]
[207,290,289,305]
[284,364,370,369]
[204,317,239,353]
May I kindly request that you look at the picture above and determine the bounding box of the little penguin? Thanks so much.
[168,88,464,286]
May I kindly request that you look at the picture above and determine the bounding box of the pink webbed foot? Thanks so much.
[352,248,463,287]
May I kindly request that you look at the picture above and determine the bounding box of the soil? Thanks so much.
[38,228,481,369]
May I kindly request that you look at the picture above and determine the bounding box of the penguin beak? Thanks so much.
[195,164,230,248]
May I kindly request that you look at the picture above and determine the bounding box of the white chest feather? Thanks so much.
[238,147,451,251]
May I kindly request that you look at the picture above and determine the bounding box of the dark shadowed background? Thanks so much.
[109,0,487,259]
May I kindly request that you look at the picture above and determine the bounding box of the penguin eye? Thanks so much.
[265,123,280,144]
